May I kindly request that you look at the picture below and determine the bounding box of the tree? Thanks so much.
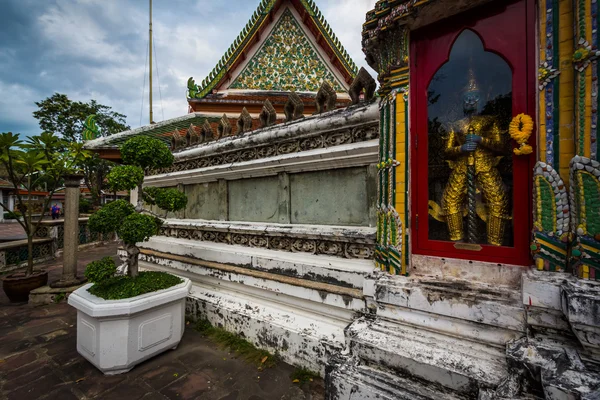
[88,137,187,278]
[32,93,130,206]
[0,132,90,275]
[33,94,129,142]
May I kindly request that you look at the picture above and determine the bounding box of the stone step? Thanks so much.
[139,260,350,374]
[372,275,526,334]
[326,361,471,400]
[346,317,509,395]
[137,247,365,313]
[139,236,375,290]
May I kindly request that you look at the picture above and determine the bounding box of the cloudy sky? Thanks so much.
[0,0,377,137]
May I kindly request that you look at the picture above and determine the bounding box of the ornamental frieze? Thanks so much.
[158,227,375,260]
[152,123,379,175]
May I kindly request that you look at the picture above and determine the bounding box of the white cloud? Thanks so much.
[6,0,378,135]
[37,0,137,64]
[318,0,377,78]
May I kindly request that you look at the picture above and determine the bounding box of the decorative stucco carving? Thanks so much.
[158,226,375,260]
[284,91,304,122]
[236,107,253,134]
[349,67,377,105]
[259,99,277,128]
[153,123,379,175]
[217,114,231,138]
[315,81,337,114]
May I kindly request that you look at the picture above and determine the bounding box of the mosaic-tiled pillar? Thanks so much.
[567,0,600,280]
[538,0,575,182]
[372,25,410,276]
[532,0,577,274]
[376,93,405,275]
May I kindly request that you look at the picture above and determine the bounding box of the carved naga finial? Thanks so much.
[186,123,199,146]
[171,129,185,151]
[236,107,253,135]
[284,91,304,122]
[259,99,277,128]
[201,119,213,141]
[349,67,377,105]
[217,114,232,138]
[315,81,337,114]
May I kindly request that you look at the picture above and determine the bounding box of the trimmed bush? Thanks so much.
[117,213,160,244]
[4,211,21,220]
[85,257,117,283]
[88,271,183,300]
[120,136,174,170]
[79,197,93,214]
[143,187,188,213]
[107,165,144,191]
[88,200,135,235]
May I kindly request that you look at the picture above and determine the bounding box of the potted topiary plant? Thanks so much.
[68,136,190,375]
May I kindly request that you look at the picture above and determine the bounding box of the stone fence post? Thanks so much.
[51,175,86,288]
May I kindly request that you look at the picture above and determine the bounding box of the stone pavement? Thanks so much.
[0,244,325,400]
[0,223,26,241]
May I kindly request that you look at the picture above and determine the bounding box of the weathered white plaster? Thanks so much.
[523,269,574,310]
[561,279,600,358]
[411,254,526,287]
[346,317,508,395]
[137,248,364,312]
[142,232,375,290]
[374,275,526,333]
[139,260,356,374]
[68,279,191,375]
[327,362,467,400]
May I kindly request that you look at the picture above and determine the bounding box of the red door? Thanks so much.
[410,0,535,265]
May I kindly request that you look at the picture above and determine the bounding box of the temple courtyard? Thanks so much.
[0,244,325,400]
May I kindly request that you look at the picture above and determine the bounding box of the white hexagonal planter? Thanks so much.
[68,278,191,375]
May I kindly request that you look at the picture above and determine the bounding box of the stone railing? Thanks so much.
[0,218,116,273]
[34,217,116,254]
[0,238,54,273]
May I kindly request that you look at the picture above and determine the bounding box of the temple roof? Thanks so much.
[187,0,358,99]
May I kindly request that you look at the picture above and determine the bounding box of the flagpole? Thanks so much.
[149,0,153,124]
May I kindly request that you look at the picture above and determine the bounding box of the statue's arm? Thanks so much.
[445,129,464,157]
[479,123,505,152]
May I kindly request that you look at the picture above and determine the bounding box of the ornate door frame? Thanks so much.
[410,0,536,266]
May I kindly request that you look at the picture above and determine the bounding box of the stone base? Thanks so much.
[29,284,85,306]
[50,276,87,289]
[325,358,469,400]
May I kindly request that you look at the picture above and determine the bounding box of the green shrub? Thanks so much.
[143,187,188,212]
[117,213,160,244]
[120,136,174,170]
[89,200,135,235]
[79,197,93,214]
[84,257,117,283]
[88,271,182,300]
[4,211,21,220]
[107,165,144,191]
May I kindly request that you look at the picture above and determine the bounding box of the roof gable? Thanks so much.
[187,0,357,99]
[228,8,345,92]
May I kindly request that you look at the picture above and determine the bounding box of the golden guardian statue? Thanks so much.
[439,69,509,246]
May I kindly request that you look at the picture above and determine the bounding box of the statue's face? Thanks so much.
[463,90,480,114]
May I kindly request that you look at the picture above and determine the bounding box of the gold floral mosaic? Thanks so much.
[230,8,345,92]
